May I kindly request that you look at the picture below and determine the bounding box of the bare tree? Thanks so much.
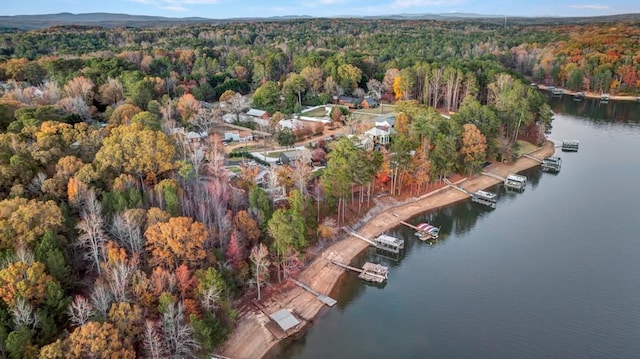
[161,302,200,359]
[12,297,38,329]
[249,243,270,301]
[57,96,92,121]
[111,209,146,254]
[366,79,384,100]
[291,157,312,195]
[76,190,108,274]
[144,320,169,359]
[200,285,222,314]
[98,78,125,106]
[90,280,113,321]
[68,295,93,327]
[63,76,95,103]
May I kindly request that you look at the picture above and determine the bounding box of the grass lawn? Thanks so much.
[263,151,285,158]
[355,105,396,115]
[516,140,538,156]
[302,107,328,117]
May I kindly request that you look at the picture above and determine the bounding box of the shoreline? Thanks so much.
[535,84,640,102]
[220,141,556,359]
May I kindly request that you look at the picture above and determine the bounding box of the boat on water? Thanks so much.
[600,93,610,102]
[414,223,440,241]
[573,92,585,101]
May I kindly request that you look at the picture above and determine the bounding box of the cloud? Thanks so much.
[569,4,610,9]
[161,5,189,12]
[391,0,460,9]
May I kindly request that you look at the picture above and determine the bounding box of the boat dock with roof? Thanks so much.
[562,140,579,152]
[331,260,389,283]
[471,190,498,208]
[541,156,562,172]
[504,174,527,191]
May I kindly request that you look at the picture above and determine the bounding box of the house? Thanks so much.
[224,130,253,142]
[374,114,395,128]
[361,97,378,109]
[279,149,311,165]
[222,113,252,123]
[279,119,305,131]
[185,131,208,143]
[365,126,391,145]
[246,108,271,120]
[349,134,374,151]
[338,96,361,109]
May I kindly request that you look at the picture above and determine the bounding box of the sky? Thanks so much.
[2,0,639,19]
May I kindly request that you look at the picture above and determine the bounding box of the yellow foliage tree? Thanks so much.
[0,197,64,249]
[67,321,136,359]
[145,217,207,270]
[0,261,53,307]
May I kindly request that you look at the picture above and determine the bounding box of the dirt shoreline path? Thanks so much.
[220,141,556,359]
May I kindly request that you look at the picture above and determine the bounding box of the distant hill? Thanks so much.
[0,11,638,30]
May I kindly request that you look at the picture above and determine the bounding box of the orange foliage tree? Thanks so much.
[145,217,208,270]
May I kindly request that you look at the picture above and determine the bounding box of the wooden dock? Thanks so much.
[343,227,403,254]
[331,260,388,283]
[291,279,337,307]
[443,177,472,196]
[522,153,543,163]
[481,171,506,182]
[391,213,440,241]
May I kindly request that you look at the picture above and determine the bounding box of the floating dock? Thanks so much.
[471,190,497,208]
[291,279,337,307]
[414,223,440,241]
[342,227,404,254]
[391,213,440,241]
[504,173,527,191]
[331,260,388,283]
[541,156,562,172]
[562,140,579,152]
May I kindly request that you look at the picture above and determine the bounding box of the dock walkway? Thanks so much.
[291,279,337,307]
[481,171,506,182]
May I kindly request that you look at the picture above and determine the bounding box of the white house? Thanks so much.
[279,119,305,131]
[365,126,391,145]
[224,130,253,142]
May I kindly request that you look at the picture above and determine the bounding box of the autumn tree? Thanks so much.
[145,217,207,270]
[109,103,142,126]
[337,64,362,91]
[177,93,200,123]
[0,197,64,250]
[0,261,53,307]
[98,78,125,106]
[458,124,488,175]
[219,89,247,122]
[94,123,176,186]
[67,321,136,359]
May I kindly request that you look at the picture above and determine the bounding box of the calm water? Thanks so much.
[275,97,640,359]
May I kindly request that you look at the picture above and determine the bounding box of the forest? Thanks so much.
[0,17,637,358]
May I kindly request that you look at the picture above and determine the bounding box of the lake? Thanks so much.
[275,96,640,359]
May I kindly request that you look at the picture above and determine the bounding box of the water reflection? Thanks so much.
[547,96,640,124]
